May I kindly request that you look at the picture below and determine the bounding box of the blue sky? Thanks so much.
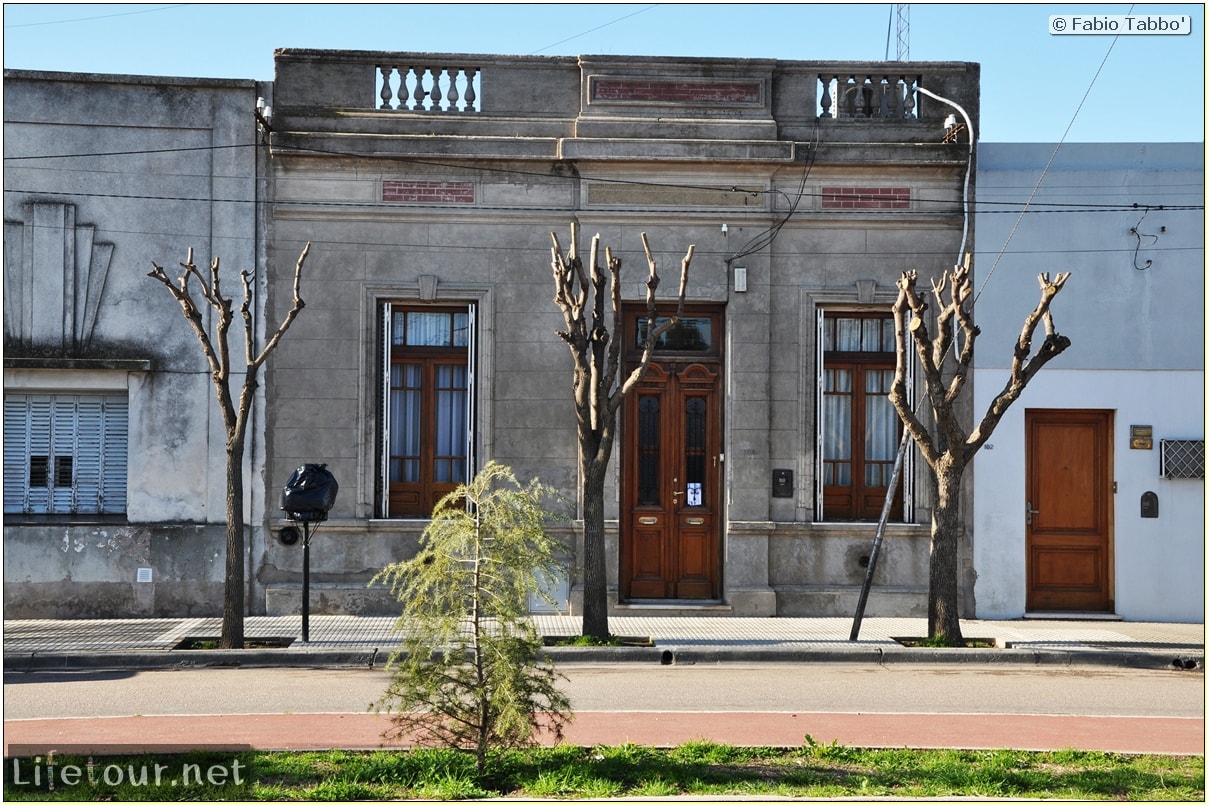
[3,3,1204,143]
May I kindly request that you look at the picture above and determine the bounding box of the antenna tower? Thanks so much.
[895,4,910,60]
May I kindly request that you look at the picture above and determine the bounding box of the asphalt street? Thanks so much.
[4,663,1204,720]
[5,662,1204,756]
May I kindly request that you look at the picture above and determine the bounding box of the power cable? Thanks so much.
[974,5,1133,302]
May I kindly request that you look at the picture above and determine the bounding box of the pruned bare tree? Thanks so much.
[889,256,1071,646]
[551,224,692,640]
[148,243,310,648]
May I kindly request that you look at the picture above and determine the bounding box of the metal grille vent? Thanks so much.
[1160,439,1205,480]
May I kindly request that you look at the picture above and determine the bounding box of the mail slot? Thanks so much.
[685,517,705,526]
[772,468,793,498]
[638,516,659,526]
[1141,491,1159,518]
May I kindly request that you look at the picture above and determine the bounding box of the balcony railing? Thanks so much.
[272,50,978,151]
[820,74,918,119]
[376,65,481,112]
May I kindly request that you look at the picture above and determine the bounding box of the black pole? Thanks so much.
[850,430,910,641]
[302,522,312,643]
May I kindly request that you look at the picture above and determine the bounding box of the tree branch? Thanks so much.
[613,233,693,408]
[965,272,1072,460]
[889,272,940,466]
[944,255,980,405]
[148,253,225,385]
[250,242,309,370]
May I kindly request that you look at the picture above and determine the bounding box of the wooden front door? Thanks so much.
[1025,409,1113,612]
[620,305,724,601]
[623,361,721,599]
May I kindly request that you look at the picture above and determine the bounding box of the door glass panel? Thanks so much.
[684,397,707,507]
[823,368,852,485]
[390,364,422,482]
[638,395,660,505]
[636,317,712,351]
[864,369,897,486]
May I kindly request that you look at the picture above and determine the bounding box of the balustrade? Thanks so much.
[280,51,967,133]
[376,65,480,112]
[818,74,918,120]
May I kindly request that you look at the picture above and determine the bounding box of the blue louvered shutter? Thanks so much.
[101,396,129,513]
[2,393,128,515]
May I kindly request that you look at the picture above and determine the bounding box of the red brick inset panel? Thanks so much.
[822,186,910,210]
[593,79,761,104]
[383,180,475,204]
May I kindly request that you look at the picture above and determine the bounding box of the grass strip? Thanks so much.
[4,741,1203,801]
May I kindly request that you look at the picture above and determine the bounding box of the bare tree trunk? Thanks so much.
[222,435,246,648]
[927,456,965,646]
[580,456,609,640]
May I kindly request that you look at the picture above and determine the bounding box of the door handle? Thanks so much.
[1026,501,1039,525]
[671,478,683,503]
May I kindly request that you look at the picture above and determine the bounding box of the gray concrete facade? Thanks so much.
[3,70,266,616]
[259,52,980,618]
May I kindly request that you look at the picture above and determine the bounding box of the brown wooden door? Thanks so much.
[1025,409,1113,612]
[622,361,721,600]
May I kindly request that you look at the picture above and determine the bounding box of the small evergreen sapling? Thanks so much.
[372,462,572,773]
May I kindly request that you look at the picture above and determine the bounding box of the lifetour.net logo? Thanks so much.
[5,747,252,797]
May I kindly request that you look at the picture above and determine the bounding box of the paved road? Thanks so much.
[5,663,1204,755]
[5,663,1203,719]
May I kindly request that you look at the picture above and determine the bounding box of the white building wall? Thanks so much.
[972,143,1204,623]
[973,369,1205,621]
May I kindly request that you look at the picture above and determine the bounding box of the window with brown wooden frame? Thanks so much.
[381,305,473,518]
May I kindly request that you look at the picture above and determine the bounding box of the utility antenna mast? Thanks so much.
[895,4,910,60]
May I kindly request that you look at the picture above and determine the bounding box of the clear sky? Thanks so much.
[2,3,1204,143]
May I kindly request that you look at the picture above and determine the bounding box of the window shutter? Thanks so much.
[3,393,127,516]
[102,396,129,513]
[49,397,77,512]
[814,307,826,521]
[27,396,53,513]
[3,397,32,513]
[74,396,105,512]
[380,302,393,518]
[465,302,477,490]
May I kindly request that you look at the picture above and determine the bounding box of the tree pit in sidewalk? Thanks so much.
[893,636,999,648]
[173,636,296,650]
[543,635,654,647]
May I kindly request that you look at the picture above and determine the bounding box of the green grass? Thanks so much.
[4,741,1202,801]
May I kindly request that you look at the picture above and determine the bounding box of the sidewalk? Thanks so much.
[3,614,1203,671]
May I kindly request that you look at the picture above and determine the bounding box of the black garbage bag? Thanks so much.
[281,463,338,521]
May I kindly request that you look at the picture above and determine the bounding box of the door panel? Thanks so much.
[1025,409,1113,612]
[623,362,721,600]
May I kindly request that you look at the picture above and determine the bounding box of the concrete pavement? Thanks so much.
[3,614,1203,670]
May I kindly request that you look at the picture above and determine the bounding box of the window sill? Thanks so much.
[4,513,130,526]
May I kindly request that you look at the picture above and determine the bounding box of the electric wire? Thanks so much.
[974,5,1133,303]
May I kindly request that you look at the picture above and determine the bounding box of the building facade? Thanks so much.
[257,51,979,618]
[971,142,1205,622]
[3,69,268,616]
[8,57,1201,625]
